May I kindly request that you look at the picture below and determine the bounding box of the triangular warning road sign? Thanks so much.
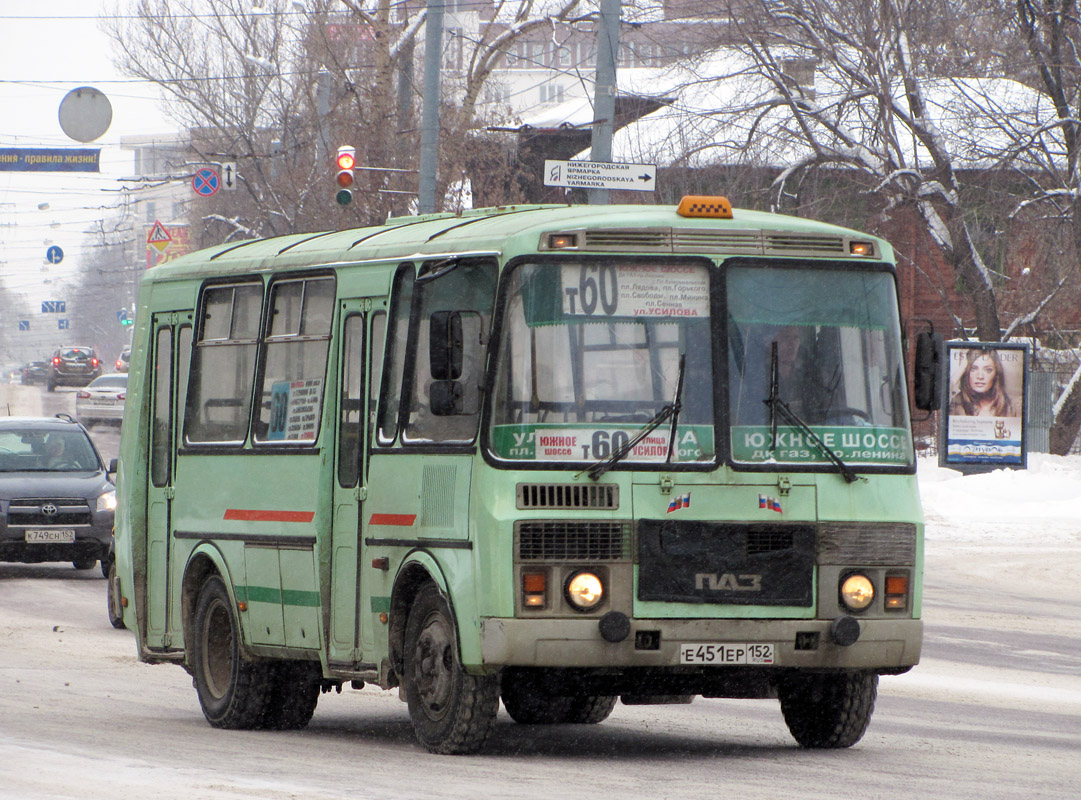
[147,220,172,253]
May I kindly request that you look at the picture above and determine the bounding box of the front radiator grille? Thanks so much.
[746,528,795,555]
[817,522,917,565]
[7,498,92,527]
[516,520,632,561]
[516,483,619,510]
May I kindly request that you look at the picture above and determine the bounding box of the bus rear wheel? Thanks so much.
[778,671,878,748]
[106,558,125,629]
[191,575,271,729]
[403,583,499,754]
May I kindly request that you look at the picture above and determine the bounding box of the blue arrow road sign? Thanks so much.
[18,320,29,331]
[46,245,64,264]
[41,300,66,313]
[58,319,69,330]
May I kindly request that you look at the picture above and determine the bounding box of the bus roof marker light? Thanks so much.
[676,195,733,219]
[547,233,577,249]
[849,240,875,256]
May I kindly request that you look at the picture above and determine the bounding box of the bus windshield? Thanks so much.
[489,260,715,465]
[727,264,913,468]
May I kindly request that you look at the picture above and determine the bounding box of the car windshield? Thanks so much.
[0,429,101,472]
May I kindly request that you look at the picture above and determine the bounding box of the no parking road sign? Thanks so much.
[192,167,220,197]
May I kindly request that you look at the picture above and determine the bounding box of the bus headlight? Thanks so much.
[565,571,604,611]
[840,573,874,612]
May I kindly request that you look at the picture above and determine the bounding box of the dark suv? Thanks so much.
[0,415,116,572]
[47,346,102,391]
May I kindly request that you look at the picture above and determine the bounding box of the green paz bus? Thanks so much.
[114,195,926,754]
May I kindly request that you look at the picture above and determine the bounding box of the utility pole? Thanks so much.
[418,0,444,214]
[588,0,621,205]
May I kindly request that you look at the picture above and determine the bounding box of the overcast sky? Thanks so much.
[0,0,176,355]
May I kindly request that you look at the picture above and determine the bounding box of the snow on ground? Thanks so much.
[918,452,1081,545]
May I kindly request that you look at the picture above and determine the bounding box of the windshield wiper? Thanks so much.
[764,342,860,484]
[582,353,686,481]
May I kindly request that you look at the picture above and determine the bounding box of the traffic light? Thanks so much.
[335,145,355,206]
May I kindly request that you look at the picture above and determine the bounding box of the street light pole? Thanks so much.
[418,0,444,214]
[588,0,621,205]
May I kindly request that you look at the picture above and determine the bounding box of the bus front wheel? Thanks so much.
[402,583,499,754]
[778,671,878,748]
[191,575,270,729]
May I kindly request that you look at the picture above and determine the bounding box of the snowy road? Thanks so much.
[1,384,1079,798]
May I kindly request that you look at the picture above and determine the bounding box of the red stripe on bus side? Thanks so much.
[368,513,417,526]
[223,509,315,523]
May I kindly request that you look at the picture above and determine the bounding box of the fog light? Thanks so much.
[565,571,604,611]
[522,570,547,609]
[885,574,909,610]
[840,573,874,612]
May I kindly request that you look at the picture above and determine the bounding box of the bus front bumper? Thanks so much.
[480,616,922,671]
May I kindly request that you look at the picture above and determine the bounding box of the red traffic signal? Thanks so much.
[336,145,355,189]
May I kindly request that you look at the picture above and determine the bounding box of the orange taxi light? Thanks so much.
[676,195,733,219]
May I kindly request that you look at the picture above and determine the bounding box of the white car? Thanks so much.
[75,373,128,426]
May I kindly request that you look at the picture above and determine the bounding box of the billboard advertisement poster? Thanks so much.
[942,341,1028,470]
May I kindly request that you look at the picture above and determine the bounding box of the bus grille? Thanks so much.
[817,522,917,565]
[516,483,619,510]
[516,520,632,561]
[7,498,92,527]
[572,228,853,257]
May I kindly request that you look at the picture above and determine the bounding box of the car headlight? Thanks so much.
[565,571,604,611]
[97,490,117,512]
[840,573,874,612]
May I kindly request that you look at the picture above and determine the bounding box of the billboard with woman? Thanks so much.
[943,342,1028,468]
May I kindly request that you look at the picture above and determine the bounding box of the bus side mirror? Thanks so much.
[430,380,464,416]
[430,311,463,380]
[913,331,942,411]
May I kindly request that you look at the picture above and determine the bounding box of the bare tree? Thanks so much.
[105,0,589,243]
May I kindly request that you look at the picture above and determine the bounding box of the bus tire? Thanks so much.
[191,575,271,730]
[501,670,574,724]
[564,694,618,724]
[778,671,878,748]
[403,583,499,754]
[106,558,125,630]
[260,662,320,730]
[501,670,617,725]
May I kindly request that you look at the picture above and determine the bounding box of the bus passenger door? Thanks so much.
[146,312,192,649]
[329,299,384,665]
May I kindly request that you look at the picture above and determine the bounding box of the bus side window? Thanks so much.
[377,265,415,446]
[338,313,364,487]
[254,276,335,444]
[185,282,263,445]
